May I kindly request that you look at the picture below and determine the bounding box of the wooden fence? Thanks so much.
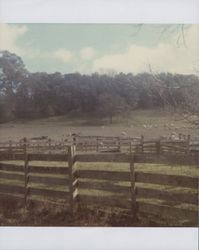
[73,134,199,155]
[0,148,72,209]
[0,144,198,225]
[0,134,199,155]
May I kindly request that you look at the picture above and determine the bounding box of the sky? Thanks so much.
[0,23,199,75]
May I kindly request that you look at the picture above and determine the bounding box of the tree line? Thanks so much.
[0,50,198,123]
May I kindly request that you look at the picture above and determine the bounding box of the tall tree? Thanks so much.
[97,93,129,123]
[0,51,29,119]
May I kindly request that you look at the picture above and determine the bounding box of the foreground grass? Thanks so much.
[1,196,195,227]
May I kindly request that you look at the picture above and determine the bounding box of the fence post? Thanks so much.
[48,138,52,154]
[118,137,121,151]
[23,137,29,207]
[68,145,75,213]
[73,135,76,146]
[129,153,137,217]
[156,139,161,155]
[140,135,144,153]
[96,137,99,152]
[186,135,190,154]
[9,140,12,155]
[130,141,132,153]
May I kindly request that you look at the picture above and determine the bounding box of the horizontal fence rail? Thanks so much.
[0,141,198,225]
[0,134,199,156]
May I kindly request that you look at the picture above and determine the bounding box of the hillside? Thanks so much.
[0,109,198,141]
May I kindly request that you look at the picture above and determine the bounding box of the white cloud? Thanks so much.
[93,25,199,75]
[53,49,73,63]
[80,47,96,60]
[1,24,198,75]
[0,23,28,54]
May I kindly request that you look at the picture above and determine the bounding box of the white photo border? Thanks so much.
[0,0,199,23]
[0,0,198,250]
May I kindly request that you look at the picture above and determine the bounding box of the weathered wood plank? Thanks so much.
[163,144,186,151]
[0,183,24,194]
[143,144,157,148]
[135,172,198,189]
[0,154,25,161]
[78,181,131,195]
[129,155,136,214]
[68,146,75,212]
[75,153,130,163]
[162,140,187,144]
[24,147,28,206]
[0,146,23,150]
[0,171,24,181]
[28,165,69,174]
[1,151,199,165]
[0,163,24,172]
[28,154,68,161]
[29,187,70,200]
[75,169,130,181]
[29,175,69,186]
[134,154,199,165]
[136,187,198,205]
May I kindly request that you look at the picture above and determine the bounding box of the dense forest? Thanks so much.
[0,50,199,123]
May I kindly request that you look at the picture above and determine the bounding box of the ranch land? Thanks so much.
[0,109,198,227]
[0,109,198,142]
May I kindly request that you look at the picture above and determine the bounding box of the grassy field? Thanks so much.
[0,108,198,226]
[0,109,198,141]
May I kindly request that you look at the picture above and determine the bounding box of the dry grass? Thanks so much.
[0,109,198,141]
[0,196,141,227]
[0,195,196,227]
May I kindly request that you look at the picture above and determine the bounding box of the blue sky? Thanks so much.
[0,24,198,74]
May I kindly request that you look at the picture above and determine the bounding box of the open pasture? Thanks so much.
[0,110,198,142]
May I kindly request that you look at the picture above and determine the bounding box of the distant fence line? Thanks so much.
[0,144,198,225]
[0,134,199,156]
